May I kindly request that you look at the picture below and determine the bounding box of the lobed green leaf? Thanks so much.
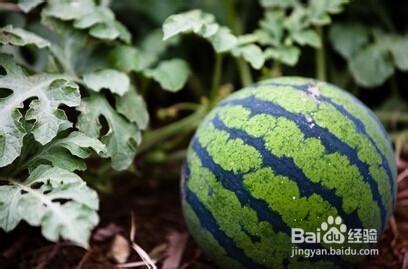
[144,59,191,92]
[0,165,99,248]
[44,0,130,43]
[0,54,80,167]
[349,44,394,88]
[29,131,107,172]
[0,25,50,48]
[116,88,149,130]
[77,94,141,171]
[329,23,370,60]
[83,69,130,96]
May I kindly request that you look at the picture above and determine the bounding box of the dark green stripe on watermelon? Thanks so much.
[264,81,396,203]
[191,138,291,234]
[210,113,364,230]
[219,95,387,229]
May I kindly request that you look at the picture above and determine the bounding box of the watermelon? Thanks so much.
[181,77,396,269]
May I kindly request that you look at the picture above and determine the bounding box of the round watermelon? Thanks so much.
[181,77,396,269]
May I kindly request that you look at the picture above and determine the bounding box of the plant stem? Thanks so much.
[165,103,200,112]
[210,54,223,101]
[238,58,253,86]
[224,0,253,86]
[271,61,282,78]
[315,26,326,81]
[137,109,206,155]
[224,0,241,34]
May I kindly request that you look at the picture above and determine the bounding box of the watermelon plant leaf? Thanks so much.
[40,18,89,76]
[329,23,370,60]
[264,46,300,66]
[232,45,266,70]
[255,0,349,67]
[209,27,238,53]
[0,54,80,168]
[109,30,180,74]
[109,45,153,73]
[18,0,45,13]
[162,9,219,41]
[116,89,149,130]
[163,10,236,53]
[309,0,349,14]
[83,69,130,96]
[256,10,285,47]
[73,7,130,43]
[28,131,107,172]
[77,94,141,171]
[349,44,394,88]
[329,22,408,87]
[44,0,130,43]
[0,25,50,48]
[141,29,179,59]
[308,0,349,25]
[163,10,265,69]
[260,0,297,8]
[388,36,408,71]
[0,165,99,248]
[292,29,321,48]
[44,0,96,21]
[144,59,191,92]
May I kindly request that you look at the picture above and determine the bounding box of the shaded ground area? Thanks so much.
[0,160,407,269]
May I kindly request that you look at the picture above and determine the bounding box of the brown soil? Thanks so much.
[1,160,407,269]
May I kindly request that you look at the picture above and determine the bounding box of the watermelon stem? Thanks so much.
[137,109,207,156]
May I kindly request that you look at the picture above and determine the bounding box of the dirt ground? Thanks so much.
[1,159,408,269]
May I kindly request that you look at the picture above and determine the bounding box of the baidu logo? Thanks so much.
[292,216,347,244]
[290,216,379,258]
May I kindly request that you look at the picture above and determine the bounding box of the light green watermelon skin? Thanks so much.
[181,77,396,269]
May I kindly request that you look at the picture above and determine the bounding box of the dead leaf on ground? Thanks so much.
[110,234,130,264]
[162,231,188,269]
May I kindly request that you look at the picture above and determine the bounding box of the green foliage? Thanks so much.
[83,69,130,96]
[330,23,408,87]
[0,0,189,247]
[0,25,49,48]
[44,0,130,43]
[116,89,149,130]
[77,94,141,171]
[163,9,265,69]
[0,165,99,248]
[144,59,191,92]
[163,0,349,70]
[109,31,190,92]
[28,131,107,172]
[0,54,80,167]
[256,0,349,66]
